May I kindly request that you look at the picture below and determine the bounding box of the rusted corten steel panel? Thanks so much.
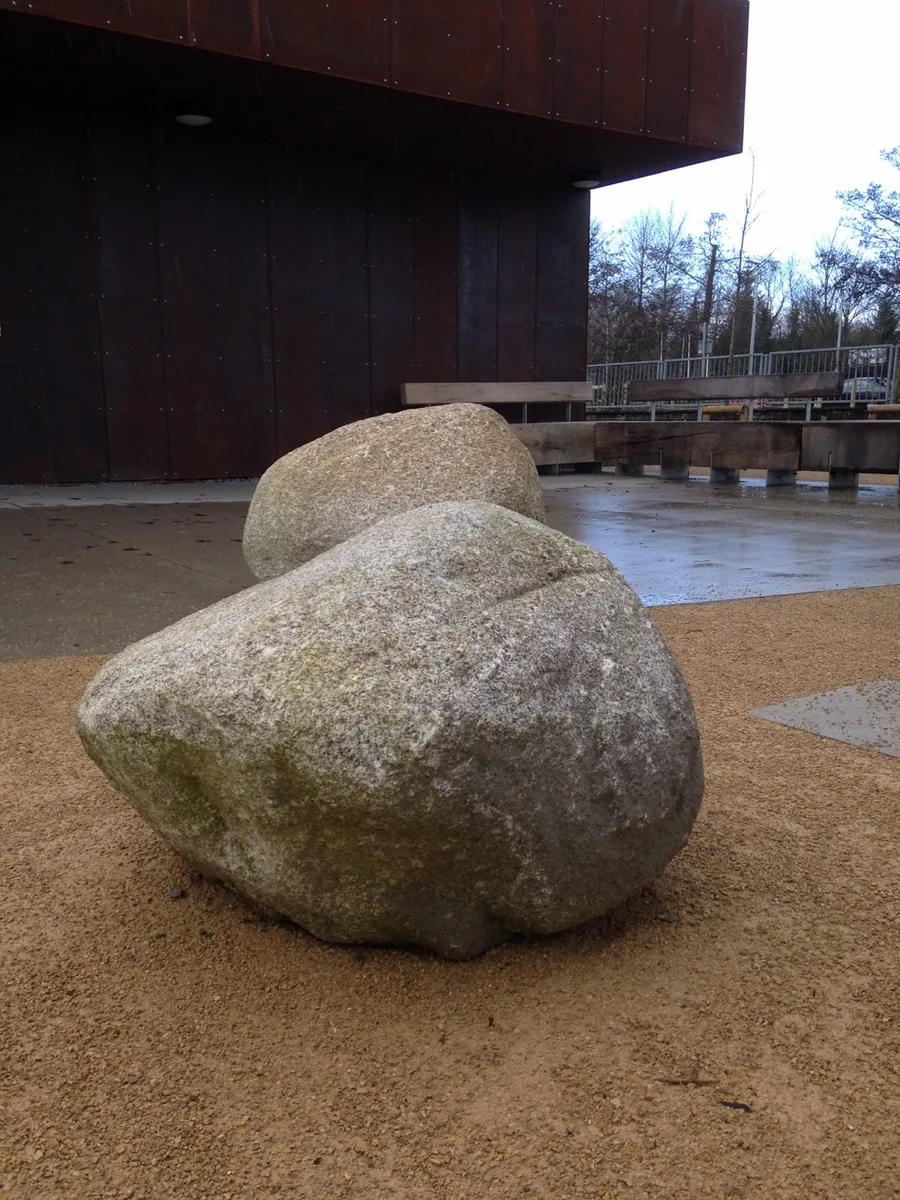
[602,0,650,135]
[497,186,539,381]
[645,0,693,141]
[689,0,749,148]
[191,0,260,57]
[367,165,418,417]
[458,178,501,384]
[261,0,391,85]
[6,0,188,43]
[0,89,593,484]
[411,172,459,386]
[534,187,589,421]
[0,0,749,154]
[0,107,108,485]
[553,0,604,126]
[88,117,170,482]
[536,189,590,384]
[267,145,371,450]
[155,125,278,481]
[502,0,555,117]
[392,0,504,107]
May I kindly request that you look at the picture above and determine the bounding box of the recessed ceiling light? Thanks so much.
[571,172,603,190]
[176,113,213,127]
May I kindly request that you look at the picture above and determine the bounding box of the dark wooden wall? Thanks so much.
[0,105,588,484]
[0,0,749,153]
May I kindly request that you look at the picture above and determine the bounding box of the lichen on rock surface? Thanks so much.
[242,402,545,579]
[78,500,703,960]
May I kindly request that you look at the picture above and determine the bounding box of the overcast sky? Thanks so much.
[593,0,900,262]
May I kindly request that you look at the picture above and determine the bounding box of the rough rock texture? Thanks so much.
[77,501,703,959]
[242,403,545,579]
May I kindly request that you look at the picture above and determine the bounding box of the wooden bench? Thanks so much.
[594,420,900,488]
[628,372,844,406]
[401,381,592,424]
[868,404,900,421]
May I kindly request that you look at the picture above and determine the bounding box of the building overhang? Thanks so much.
[0,3,748,186]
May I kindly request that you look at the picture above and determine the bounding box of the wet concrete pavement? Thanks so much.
[0,503,255,661]
[544,474,900,606]
[2,473,899,660]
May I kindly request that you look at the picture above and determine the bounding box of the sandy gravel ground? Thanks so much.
[2,587,899,1199]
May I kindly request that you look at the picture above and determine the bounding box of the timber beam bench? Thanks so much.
[402,382,595,473]
[593,420,900,490]
[400,385,900,488]
[625,372,846,428]
[401,382,592,428]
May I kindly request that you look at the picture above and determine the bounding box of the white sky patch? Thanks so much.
[593,0,900,263]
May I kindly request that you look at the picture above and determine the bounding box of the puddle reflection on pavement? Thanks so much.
[543,474,900,606]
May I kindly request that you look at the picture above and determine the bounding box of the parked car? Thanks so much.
[842,376,889,402]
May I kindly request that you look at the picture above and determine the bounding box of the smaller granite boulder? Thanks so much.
[242,402,544,579]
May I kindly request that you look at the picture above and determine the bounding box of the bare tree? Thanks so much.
[647,206,693,360]
[587,220,623,363]
[839,147,900,286]
[584,150,900,369]
[804,233,878,343]
[727,153,763,368]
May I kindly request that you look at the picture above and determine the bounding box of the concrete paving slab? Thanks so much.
[751,681,900,758]
[0,481,257,508]
[57,504,255,583]
[0,504,254,661]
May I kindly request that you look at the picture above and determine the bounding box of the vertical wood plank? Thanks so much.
[689,0,749,149]
[155,124,276,480]
[412,172,459,383]
[268,145,371,450]
[645,0,692,141]
[602,0,650,134]
[503,0,555,118]
[536,186,589,409]
[261,0,391,85]
[89,116,170,481]
[368,166,417,415]
[393,0,504,107]
[189,0,260,57]
[457,178,499,383]
[554,0,603,125]
[497,183,537,381]
[0,106,107,484]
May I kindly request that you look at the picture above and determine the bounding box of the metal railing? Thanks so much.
[587,344,900,407]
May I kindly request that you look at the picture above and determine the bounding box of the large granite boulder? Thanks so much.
[78,501,703,960]
[242,403,544,579]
